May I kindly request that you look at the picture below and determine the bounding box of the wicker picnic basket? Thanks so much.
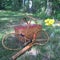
[14,24,42,42]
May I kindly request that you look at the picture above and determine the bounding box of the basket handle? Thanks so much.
[23,16,38,26]
[22,17,31,25]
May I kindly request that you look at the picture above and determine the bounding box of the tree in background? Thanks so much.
[28,0,32,13]
[45,0,53,17]
[0,0,5,9]
[11,0,20,11]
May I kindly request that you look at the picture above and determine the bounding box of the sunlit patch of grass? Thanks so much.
[0,18,9,21]
[0,10,28,16]
[0,33,3,41]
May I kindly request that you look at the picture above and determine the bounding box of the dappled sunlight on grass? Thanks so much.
[0,10,29,16]
[0,18,9,21]
[27,47,40,56]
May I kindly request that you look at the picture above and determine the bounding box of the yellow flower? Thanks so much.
[44,18,55,26]
[44,19,49,23]
[49,19,55,24]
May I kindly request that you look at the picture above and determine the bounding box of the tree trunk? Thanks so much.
[11,0,20,11]
[46,0,52,16]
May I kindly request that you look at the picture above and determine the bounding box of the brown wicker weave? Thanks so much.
[14,24,42,43]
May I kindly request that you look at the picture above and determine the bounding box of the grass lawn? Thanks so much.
[0,11,60,60]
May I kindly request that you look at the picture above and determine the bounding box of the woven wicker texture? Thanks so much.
[14,24,42,42]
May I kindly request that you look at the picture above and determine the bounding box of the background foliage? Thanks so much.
[0,0,60,20]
